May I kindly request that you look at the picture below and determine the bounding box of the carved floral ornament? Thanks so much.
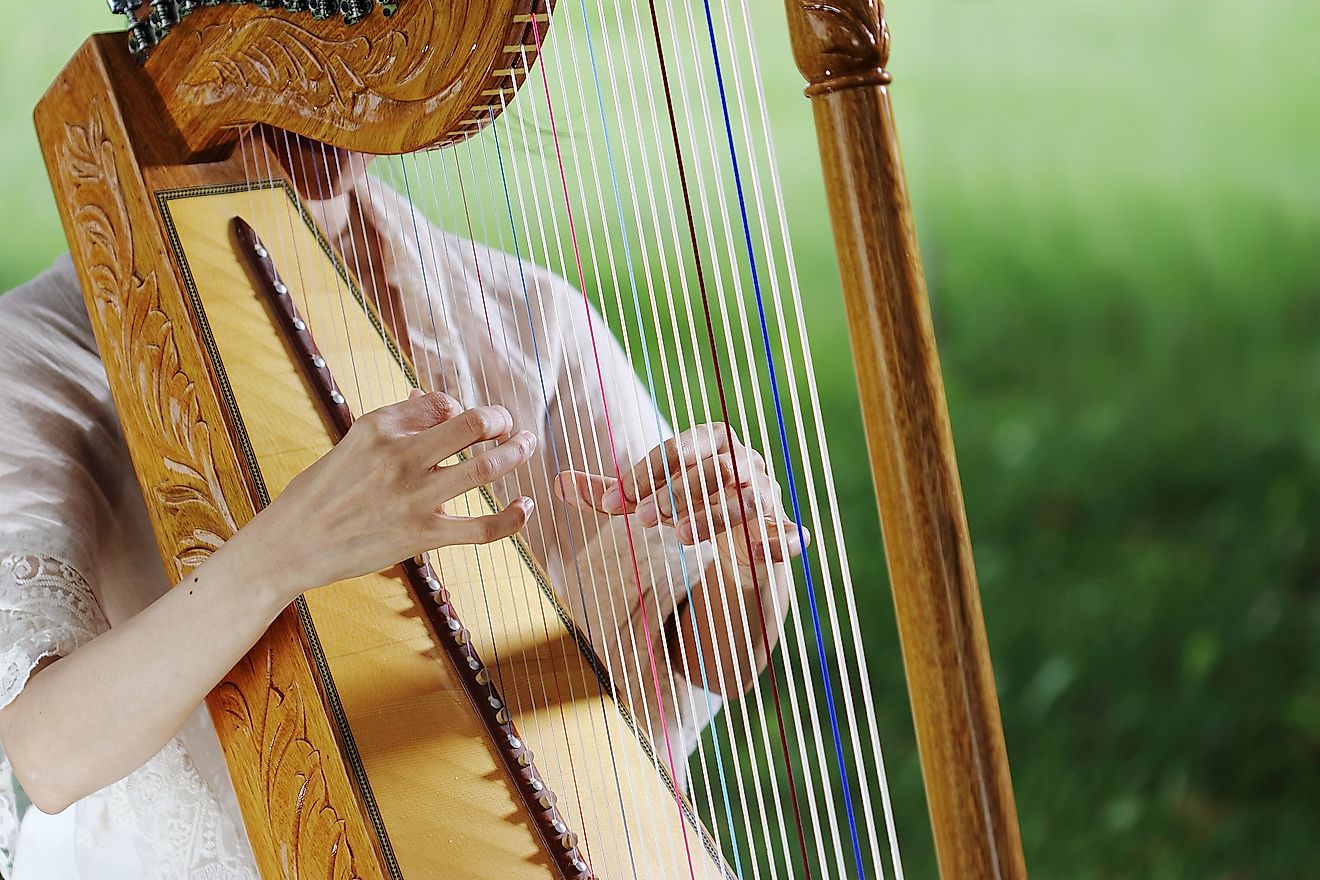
[62,100,238,577]
[790,0,893,95]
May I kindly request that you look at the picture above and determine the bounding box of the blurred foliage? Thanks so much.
[3,1,1319,878]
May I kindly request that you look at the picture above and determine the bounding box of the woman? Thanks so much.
[0,145,807,877]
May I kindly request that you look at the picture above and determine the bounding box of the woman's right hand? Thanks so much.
[236,390,537,600]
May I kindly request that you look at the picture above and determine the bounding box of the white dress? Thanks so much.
[0,181,717,877]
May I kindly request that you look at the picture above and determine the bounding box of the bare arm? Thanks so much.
[0,391,537,813]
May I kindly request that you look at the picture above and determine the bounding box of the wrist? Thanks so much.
[209,512,310,612]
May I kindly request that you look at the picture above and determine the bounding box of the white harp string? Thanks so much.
[225,0,909,877]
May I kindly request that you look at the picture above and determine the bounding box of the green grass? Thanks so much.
[4,2,1318,878]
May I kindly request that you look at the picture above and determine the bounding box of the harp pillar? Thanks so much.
[782,2,1029,878]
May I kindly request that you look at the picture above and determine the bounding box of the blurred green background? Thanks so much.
[5,2,1319,878]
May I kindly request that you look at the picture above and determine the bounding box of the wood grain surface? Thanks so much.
[139,1,550,157]
[782,1,1029,878]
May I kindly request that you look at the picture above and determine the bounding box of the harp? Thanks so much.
[35,1,1026,878]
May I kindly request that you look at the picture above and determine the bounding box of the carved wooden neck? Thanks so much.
[783,0,892,96]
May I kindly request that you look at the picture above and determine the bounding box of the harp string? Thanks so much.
[564,5,797,875]
[452,126,647,874]
[583,1,808,873]
[500,36,711,856]
[715,2,904,873]
[398,148,596,848]
[547,7,749,875]
[620,1,823,875]
[473,101,661,876]
[526,11,710,877]
[660,1,865,876]
[402,146,600,864]
[498,3,802,876]
[515,5,770,875]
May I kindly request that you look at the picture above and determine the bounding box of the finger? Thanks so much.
[635,453,740,527]
[552,470,616,513]
[367,390,462,435]
[438,431,537,496]
[437,497,535,545]
[607,422,737,511]
[673,483,762,544]
[751,520,811,563]
[409,404,513,469]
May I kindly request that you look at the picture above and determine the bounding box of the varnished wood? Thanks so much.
[35,32,731,875]
[783,2,1028,878]
[155,179,728,880]
[35,39,388,880]
[234,217,593,879]
[34,1,1029,876]
[139,1,547,158]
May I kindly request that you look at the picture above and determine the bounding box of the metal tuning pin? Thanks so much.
[147,0,179,36]
[308,0,338,20]
[340,0,373,25]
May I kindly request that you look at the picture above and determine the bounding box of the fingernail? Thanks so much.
[601,486,624,514]
[518,430,537,452]
[635,496,659,527]
[676,520,693,544]
[517,496,534,513]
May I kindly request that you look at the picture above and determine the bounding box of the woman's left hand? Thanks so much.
[553,422,809,568]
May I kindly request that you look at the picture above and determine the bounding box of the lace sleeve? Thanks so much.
[0,551,108,710]
[0,549,109,874]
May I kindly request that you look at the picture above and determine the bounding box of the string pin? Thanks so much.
[273,281,288,295]
[330,390,345,405]
[311,354,325,368]
[508,734,521,749]
[254,246,268,259]
[292,318,306,331]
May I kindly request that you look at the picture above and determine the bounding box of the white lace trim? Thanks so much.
[76,740,254,880]
[0,549,108,875]
[0,549,256,878]
[0,551,106,710]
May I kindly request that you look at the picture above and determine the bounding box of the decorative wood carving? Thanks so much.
[784,0,891,95]
[782,1,1028,877]
[62,100,239,575]
[215,643,364,880]
[36,40,390,880]
[140,1,547,156]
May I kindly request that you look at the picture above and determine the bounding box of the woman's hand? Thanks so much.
[241,390,537,600]
[552,422,808,568]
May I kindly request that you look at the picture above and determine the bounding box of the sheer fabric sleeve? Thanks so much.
[0,257,120,872]
[538,272,724,781]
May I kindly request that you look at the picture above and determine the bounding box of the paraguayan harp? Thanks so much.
[35,0,1026,878]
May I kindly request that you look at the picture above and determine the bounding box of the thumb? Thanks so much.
[553,470,620,514]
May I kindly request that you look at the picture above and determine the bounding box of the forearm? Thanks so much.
[668,535,794,699]
[0,528,290,813]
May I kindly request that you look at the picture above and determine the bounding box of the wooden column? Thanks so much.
[781,3,1028,878]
